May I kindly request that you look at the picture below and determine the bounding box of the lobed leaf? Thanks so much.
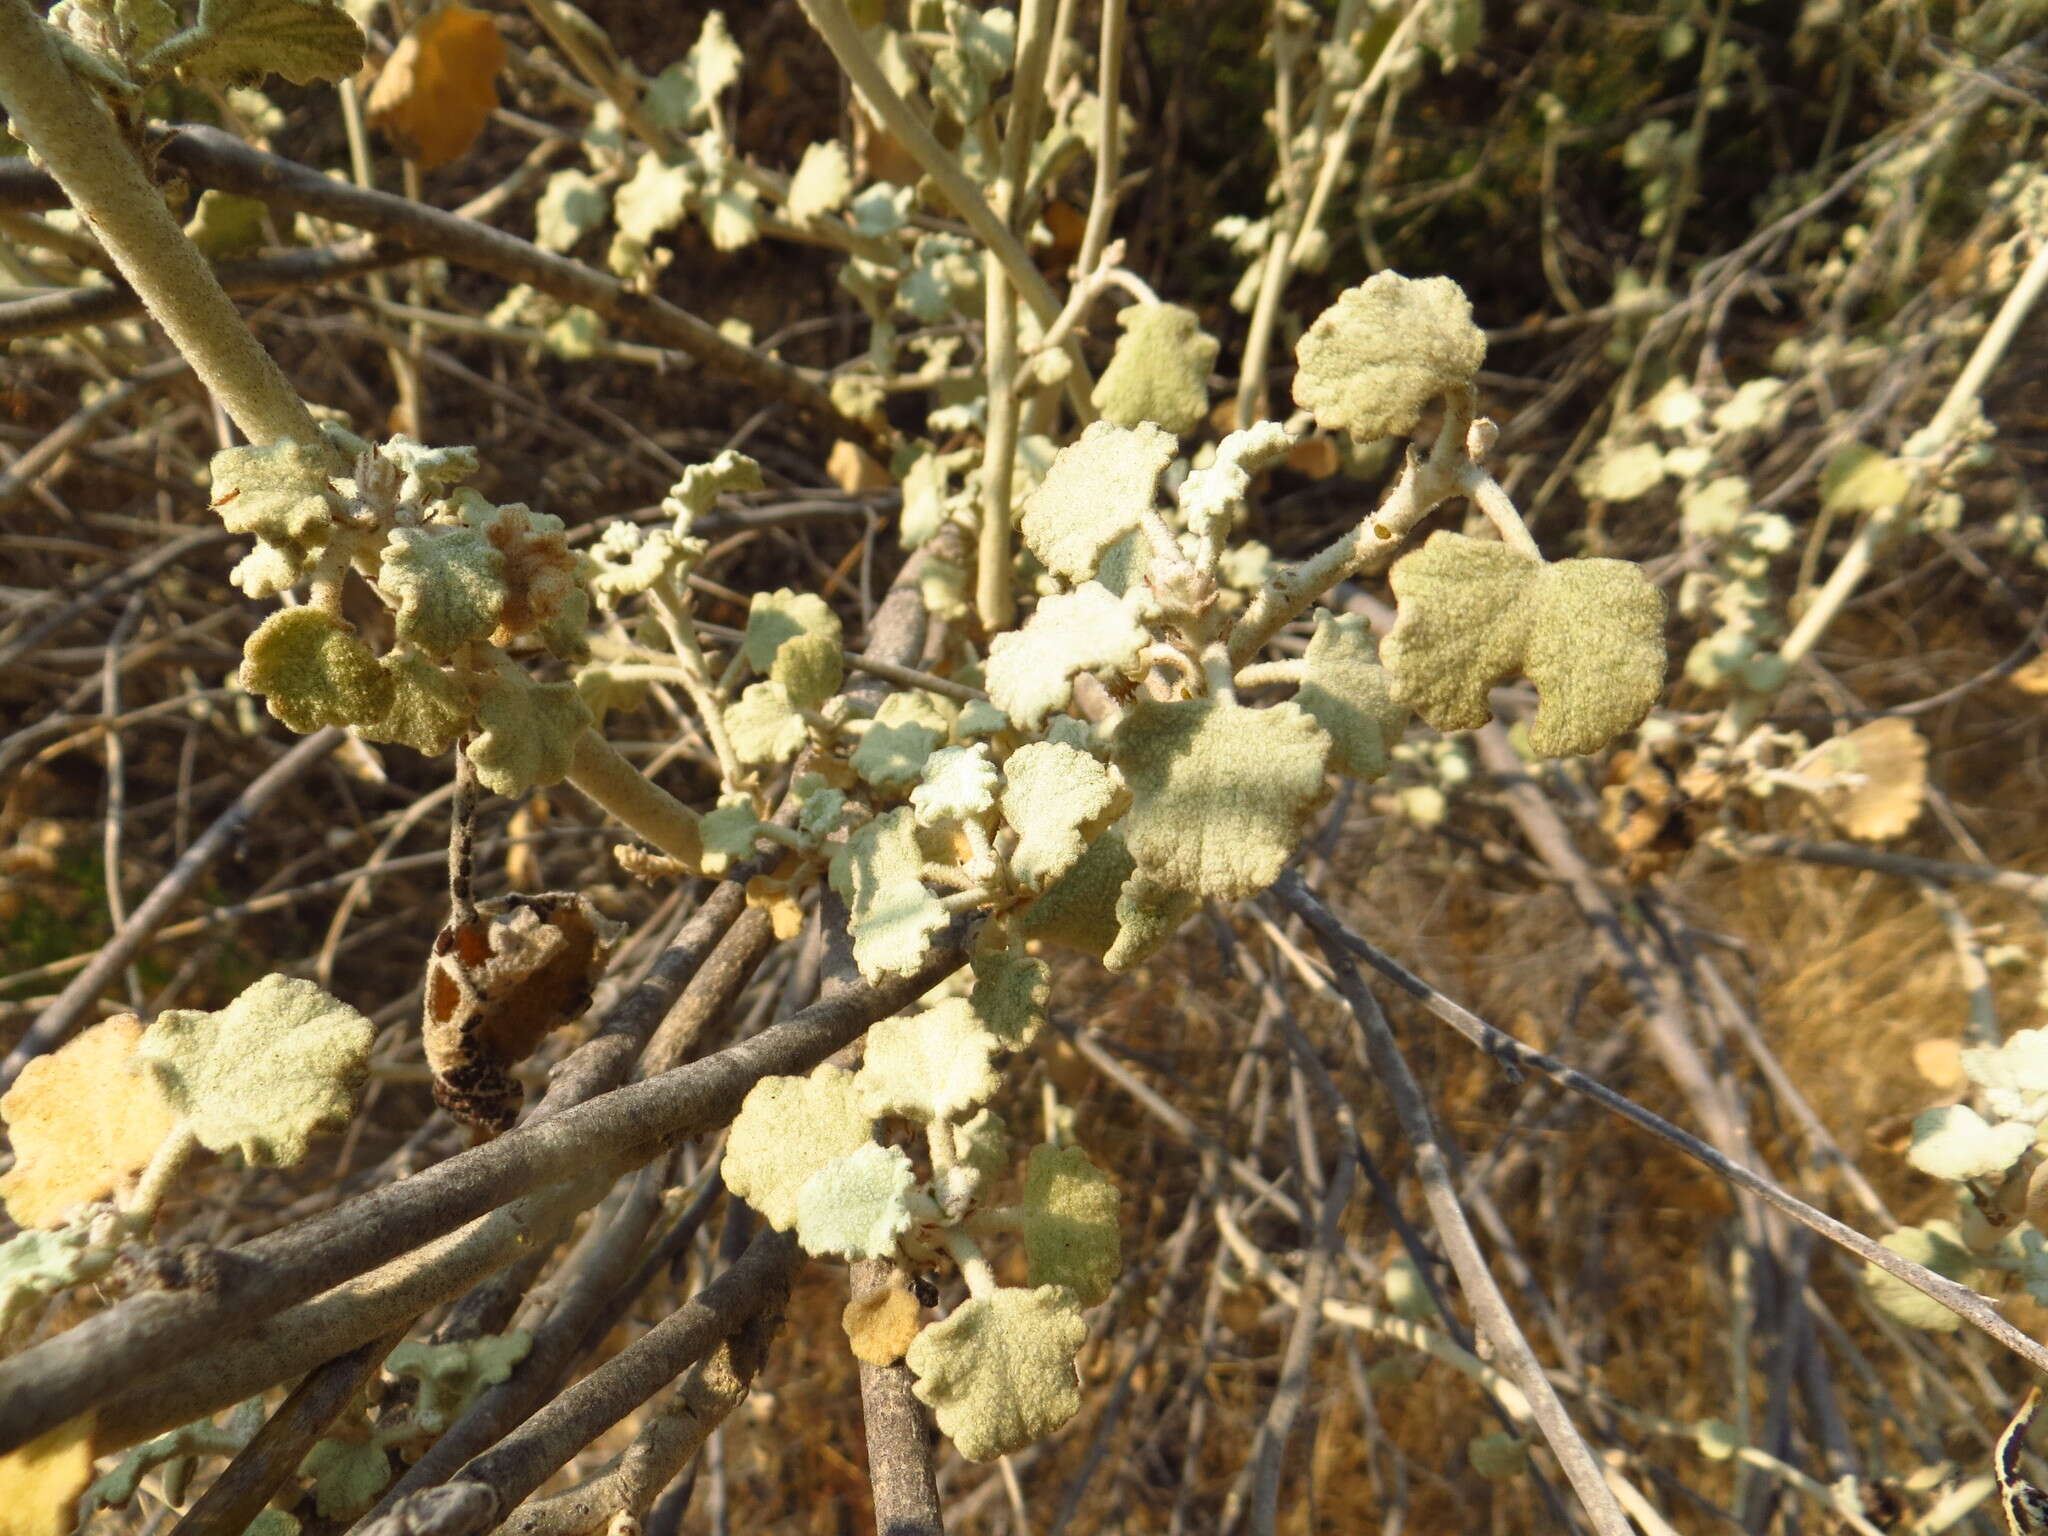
[1963,1028,2048,1124]
[1017,421,1177,584]
[645,9,742,130]
[744,588,843,672]
[385,1332,531,1433]
[857,999,1001,1124]
[1019,1144,1120,1305]
[1381,532,1666,757]
[1863,1221,1974,1331]
[985,582,1149,732]
[1090,303,1218,437]
[795,1142,918,1261]
[535,168,608,253]
[1291,272,1485,443]
[771,632,844,713]
[137,975,373,1168]
[911,744,1000,826]
[467,673,591,796]
[788,141,855,221]
[1906,1105,2034,1183]
[184,0,364,86]
[999,741,1119,891]
[358,652,473,758]
[725,682,808,769]
[240,608,394,735]
[1293,609,1407,781]
[0,1016,177,1228]
[970,948,1049,1049]
[831,809,951,981]
[907,1286,1088,1461]
[1111,697,1331,899]
[378,526,506,657]
[724,1066,873,1229]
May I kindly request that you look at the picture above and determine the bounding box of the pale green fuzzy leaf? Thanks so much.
[1693,1419,1740,1461]
[744,588,843,671]
[50,0,177,66]
[1019,1144,1120,1305]
[613,152,693,244]
[1381,533,1667,758]
[1018,828,1134,960]
[1102,872,1197,971]
[87,1410,254,1513]
[183,0,365,85]
[1292,272,1485,442]
[586,523,699,607]
[1469,1433,1529,1480]
[298,1437,391,1520]
[1906,1105,2035,1182]
[911,745,999,826]
[955,699,1011,739]
[857,999,1001,1124]
[534,168,606,252]
[701,185,760,252]
[137,975,373,1168]
[247,1512,300,1536]
[787,140,854,221]
[878,688,954,734]
[1863,1221,1974,1331]
[1961,1028,2048,1122]
[379,436,479,505]
[1679,476,1751,539]
[945,0,1014,75]
[1575,442,1667,503]
[377,526,506,657]
[1178,421,1295,543]
[183,189,266,258]
[1712,378,1784,435]
[1822,442,1912,515]
[849,182,911,238]
[699,798,765,877]
[1090,303,1219,437]
[466,673,591,796]
[771,632,844,712]
[1294,610,1406,781]
[230,540,308,600]
[385,1332,530,1433]
[986,582,1149,732]
[970,947,1048,1049]
[0,1224,95,1332]
[907,1286,1087,1461]
[240,608,393,735]
[794,774,848,838]
[830,808,949,981]
[356,652,472,758]
[210,439,338,593]
[854,720,944,794]
[929,45,986,124]
[725,682,808,769]
[1017,420,1177,583]
[664,449,764,524]
[999,741,1118,891]
[795,1142,917,1261]
[957,1106,1009,1177]
[1112,698,1331,900]
[645,9,741,130]
[901,232,982,322]
[724,1065,872,1229]
[544,307,603,362]
[899,448,951,549]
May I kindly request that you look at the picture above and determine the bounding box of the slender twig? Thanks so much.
[167,1330,408,1536]
[1,727,345,1088]
[1271,872,2048,1379]
[1279,889,1634,1536]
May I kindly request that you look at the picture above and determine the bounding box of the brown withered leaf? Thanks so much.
[1798,717,1928,842]
[423,891,624,1133]
[366,3,507,171]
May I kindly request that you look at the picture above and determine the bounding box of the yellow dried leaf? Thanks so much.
[0,1018,177,1228]
[1912,1039,1964,1092]
[827,440,890,492]
[0,1413,95,1536]
[366,3,506,170]
[1800,718,1927,841]
[2009,654,2048,697]
[844,1279,922,1366]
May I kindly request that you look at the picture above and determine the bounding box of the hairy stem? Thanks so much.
[0,0,318,445]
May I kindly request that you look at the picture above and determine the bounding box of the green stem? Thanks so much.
[0,0,318,446]
[123,1124,200,1227]
[794,0,1094,420]
[566,729,705,872]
